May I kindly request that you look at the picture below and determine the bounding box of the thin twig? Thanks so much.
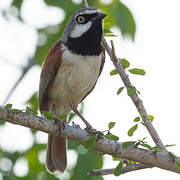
[103,39,167,152]
[82,0,89,8]
[2,58,34,105]
[110,40,117,63]
[0,56,21,68]
[88,163,150,176]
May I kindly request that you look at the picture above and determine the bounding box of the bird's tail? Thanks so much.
[46,134,67,173]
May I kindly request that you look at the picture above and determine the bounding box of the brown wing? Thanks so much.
[81,44,105,102]
[39,40,62,112]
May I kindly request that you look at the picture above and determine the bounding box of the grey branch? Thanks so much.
[0,56,21,68]
[88,163,150,176]
[0,107,180,174]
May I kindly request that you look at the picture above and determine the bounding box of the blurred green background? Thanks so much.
[0,0,135,179]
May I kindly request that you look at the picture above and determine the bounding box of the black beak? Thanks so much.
[92,12,107,22]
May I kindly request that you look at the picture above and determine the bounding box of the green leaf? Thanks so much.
[26,105,38,115]
[77,144,88,155]
[110,134,119,141]
[68,139,79,149]
[175,160,180,170]
[59,113,67,119]
[104,133,119,141]
[123,141,136,148]
[71,148,103,180]
[112,156,121,161]
[117,87,124,95]
[12,109,22,113]
[110,69,118,76]
[26,92,38,111]
[148,115,154,122]
[165,144,176,147]
[168,151,176,158]
[108,0,136,40]
[127,87,136,97]
[128,68,146,75]
[104,28,113,34]
[103,27,117,36]
[152,146,164,152]
[84,135,97,149]
[140,143,153,150]
[0,120,5,126]
[128,124,138,137]
[42,111,57,120]
[98,152,105,157]
[114,161,123,176]
[108,122,116,130]
[136,89,141,94]
[133,116,140,122]
[5,104,12,110]
[128,160,137,164]
[68,112,76,123]
[121,58,130,69]
[105,33,117,37]
[11,0,23,10]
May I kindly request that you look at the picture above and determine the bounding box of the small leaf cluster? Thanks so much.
[127,116,141,137]
[84,121,120,151]
[4,104,38,115]
[110,58,146,96]
[127,86,140,97]
[103,29,117,37]
[103,122,119,141]
[137,138,175,152]
[42,111,57,120]
[123,137,175,152]
[127,115,155,137]
[114,161,124,176]
[110,58,146,77]
[175,160,180,170]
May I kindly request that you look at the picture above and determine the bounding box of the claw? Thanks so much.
[55,119,66,130]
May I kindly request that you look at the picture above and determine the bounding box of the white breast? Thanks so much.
[49,45,102,110]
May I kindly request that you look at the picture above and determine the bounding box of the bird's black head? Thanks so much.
[62,8,106,56]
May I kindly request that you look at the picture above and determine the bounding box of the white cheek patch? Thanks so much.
[70,21,92,38]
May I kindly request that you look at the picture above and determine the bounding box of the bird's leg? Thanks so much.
[51,99,66,130]
[71,101,93,132]
[54,119,66,131]
[73,108,93,132]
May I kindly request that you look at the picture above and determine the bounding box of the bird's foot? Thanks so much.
[84,123,94,134]
[55,119,66,131]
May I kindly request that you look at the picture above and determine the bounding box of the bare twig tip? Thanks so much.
[82,0,89,8]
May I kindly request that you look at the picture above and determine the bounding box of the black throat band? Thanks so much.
[66,21,103,56]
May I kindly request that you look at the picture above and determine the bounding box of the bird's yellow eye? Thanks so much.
[77,16,85,24]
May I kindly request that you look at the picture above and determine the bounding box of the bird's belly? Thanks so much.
[49,54,101,108]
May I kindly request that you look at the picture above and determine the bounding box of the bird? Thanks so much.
[39,7,106,174]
